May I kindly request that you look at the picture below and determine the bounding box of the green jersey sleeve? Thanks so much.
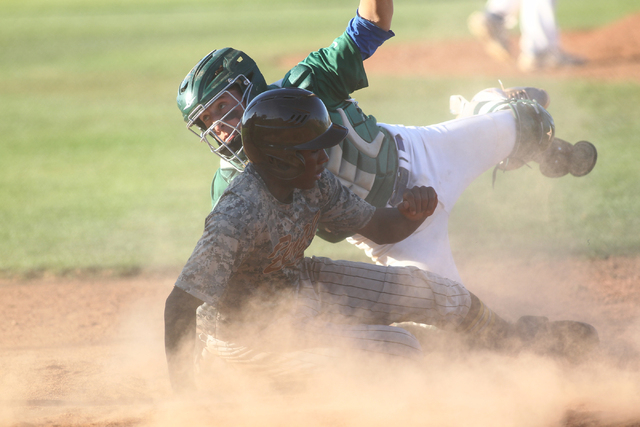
[281,32,368,110]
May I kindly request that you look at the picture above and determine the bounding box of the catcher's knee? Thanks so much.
[495,98,555,171]
[494,99,598,177]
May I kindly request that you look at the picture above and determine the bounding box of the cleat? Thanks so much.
[503,86,551,109]
[513,316,599,362]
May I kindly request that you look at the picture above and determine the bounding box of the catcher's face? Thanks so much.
[187,83,249,171]
[199,85,244,143]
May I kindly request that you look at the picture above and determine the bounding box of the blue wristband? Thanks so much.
[346,12,395,60]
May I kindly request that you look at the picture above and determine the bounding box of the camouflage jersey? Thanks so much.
[176,163,375,322]
[210,17,399,242]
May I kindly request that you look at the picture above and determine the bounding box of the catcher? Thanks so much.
[164,88,598,393]
[176,0,597,284]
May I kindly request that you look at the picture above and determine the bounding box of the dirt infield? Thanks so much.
[2,13,640,427]
[1,256,639,427]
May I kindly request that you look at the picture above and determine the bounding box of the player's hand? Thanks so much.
[397,186,438,221]
[356,186,438,244]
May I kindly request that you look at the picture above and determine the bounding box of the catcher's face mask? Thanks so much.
[187,76,252,171]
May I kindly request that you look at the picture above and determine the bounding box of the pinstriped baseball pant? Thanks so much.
[199,256,471,377]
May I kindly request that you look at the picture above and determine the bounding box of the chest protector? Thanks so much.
[326,101,398,208]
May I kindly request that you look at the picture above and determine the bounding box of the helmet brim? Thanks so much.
[292,123,348,151]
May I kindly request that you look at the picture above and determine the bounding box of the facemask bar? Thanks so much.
[186,75,253,171]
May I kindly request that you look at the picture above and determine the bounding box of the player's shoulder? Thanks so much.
[214,166,268,216]
[306,169,349,207]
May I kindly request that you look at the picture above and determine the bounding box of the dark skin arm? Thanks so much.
[357,185,438,244]
[164,286,204,394]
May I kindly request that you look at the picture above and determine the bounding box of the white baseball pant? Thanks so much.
[349,109,517,283]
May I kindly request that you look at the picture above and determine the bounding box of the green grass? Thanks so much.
[1,0,639,275]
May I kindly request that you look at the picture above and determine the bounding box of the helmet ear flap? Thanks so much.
[263,151,306,179]
[266,155,283,169]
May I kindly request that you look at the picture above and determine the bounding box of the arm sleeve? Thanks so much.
[346,11,395,60]
[282,11,394,105]
[174,205,254,307]
[282,32,368,110]
[317,170,376,235]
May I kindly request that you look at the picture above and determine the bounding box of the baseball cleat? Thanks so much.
[503,86,550,109]
[513,316,599,362]
[468,11,512,62]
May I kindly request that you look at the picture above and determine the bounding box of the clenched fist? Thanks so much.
[398,186,438,221]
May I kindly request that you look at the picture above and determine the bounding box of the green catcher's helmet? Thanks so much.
[177,48,268,171]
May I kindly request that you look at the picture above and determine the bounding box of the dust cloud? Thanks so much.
[149,338,640,427]
[1,257,639,427]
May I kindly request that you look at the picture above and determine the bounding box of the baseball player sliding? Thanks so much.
[164,88,598,392]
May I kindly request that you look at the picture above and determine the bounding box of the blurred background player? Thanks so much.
[468,0,587,71]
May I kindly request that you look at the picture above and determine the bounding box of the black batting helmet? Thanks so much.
[241,88,348,180]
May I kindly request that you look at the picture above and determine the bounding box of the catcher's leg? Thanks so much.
[451,87,556,171]
[380,111,517,211]
[361,112,517,277]
[450,86,550,118]
[451,87,597,178]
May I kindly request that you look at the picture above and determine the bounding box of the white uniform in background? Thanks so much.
[469,0,586,71]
